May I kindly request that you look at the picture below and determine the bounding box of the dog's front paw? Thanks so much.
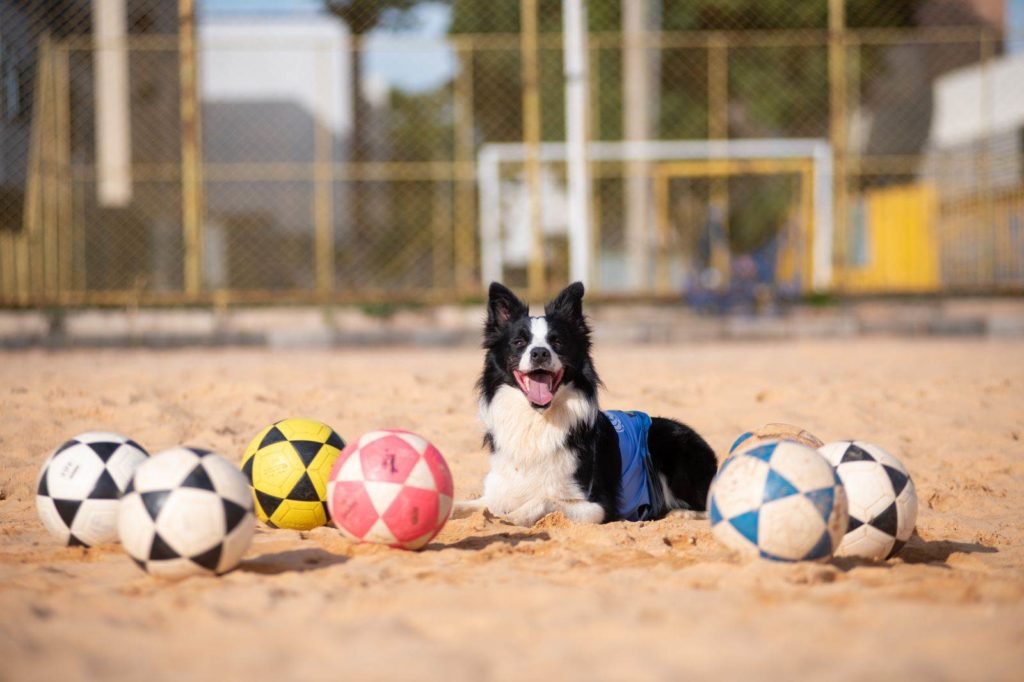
[504,499,554,527]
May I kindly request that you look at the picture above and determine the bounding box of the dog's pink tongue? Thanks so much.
[526,373,554,406]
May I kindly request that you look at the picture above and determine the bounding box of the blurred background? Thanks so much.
[1,0,1023,311]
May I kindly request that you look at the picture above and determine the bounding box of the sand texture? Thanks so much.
[1,340,1022,681]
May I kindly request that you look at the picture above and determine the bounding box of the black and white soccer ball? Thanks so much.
[819,440,918,560]
[36,432,149,547]
[118,447,255,579]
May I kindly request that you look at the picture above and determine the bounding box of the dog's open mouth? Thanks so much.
[512,369,564,407]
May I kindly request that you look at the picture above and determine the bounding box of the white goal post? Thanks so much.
[477,138,834,293]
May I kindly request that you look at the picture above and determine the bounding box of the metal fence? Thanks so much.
[1,0,1022,307]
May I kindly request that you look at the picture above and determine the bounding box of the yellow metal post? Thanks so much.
[707,32,730,289]
[453,41,476,294]
[520,0,545,299]
[55,42,73,296]
[829,0,847,288]
[179,0,204,297]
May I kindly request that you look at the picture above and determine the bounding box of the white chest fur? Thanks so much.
[478,383,597,514]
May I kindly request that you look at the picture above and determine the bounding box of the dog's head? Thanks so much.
[480,281,598,410]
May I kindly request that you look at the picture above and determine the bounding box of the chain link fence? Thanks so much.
[1,0,1022,307]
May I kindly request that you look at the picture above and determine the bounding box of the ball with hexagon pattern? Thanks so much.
[241,418,345,530]
[36,432,149,547]
[118,446,255,578]
[327,429,454,550]
[819,440,918,560]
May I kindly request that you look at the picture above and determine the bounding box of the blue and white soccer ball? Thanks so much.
[710,440,849,562]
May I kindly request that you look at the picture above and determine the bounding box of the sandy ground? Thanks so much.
[1,339,1022,681]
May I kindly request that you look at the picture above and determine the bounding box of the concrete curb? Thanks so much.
[1,299,1022,348]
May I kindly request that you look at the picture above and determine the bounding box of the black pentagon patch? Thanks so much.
[188,447,213,457]
[37,472,50,497]
[141,490,172,521]
[149,533,180,561]
[126,439,148,455]
[255,489,284,518]
[180,464,216,492]
[287,472,318,502]
[125,478,135,495]
[53,499,82,527]
[325,430,345,450]
[259,426,287,449]
[322,500,331,521]
[883,464,909,496]
[887,538,907,559]
[840,443,876,464]
[68,534,88,548]
[90,468,121,500]
[869,501,899,537]
[190,544,222,572]
[241,456,255,484]
[290,440,323,468]
[88,442,121,463]
[846,515,864,532]
[54,439,79,455]
[223,498,248,534]
[131,556,148,572]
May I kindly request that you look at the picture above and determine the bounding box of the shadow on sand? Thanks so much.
[238,547,349,575]
[833,531,997,571]
[424,531,551,552]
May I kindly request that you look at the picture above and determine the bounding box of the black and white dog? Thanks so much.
[458,282,718,527]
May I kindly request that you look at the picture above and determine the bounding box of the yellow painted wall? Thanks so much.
[840,184,940,293]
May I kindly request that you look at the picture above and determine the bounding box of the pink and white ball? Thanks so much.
[327,429,454,550]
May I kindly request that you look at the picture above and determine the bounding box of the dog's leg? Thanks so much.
[451,497,490,519]
[556,500,605,524]
[504,498,554,527]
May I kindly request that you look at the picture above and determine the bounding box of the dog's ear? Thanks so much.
[545,282,585,321]
[486,282,528,328]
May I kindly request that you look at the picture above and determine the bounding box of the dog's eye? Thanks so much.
[549,335,561,350]
[512,337,527,349]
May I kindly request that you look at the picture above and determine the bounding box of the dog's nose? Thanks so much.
[530,347,551,365]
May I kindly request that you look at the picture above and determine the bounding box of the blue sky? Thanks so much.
[200,0,456,93]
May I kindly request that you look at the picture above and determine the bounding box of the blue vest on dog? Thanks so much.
[605,410,667,521]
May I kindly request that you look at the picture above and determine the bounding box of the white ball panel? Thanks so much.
[118,493,156,562]
[333,451,365,482]
[766,442,836,492]
[45,446,105,500]
[154,488,226,557]
[69,499,119,546]
[895,479,919,542]
[217,513,256,573]
[710,518,760,559]
[364,517,398,545]
[710,456,769,518]
[758,495,827,561]
[105,446,149,491]
[394,431,429,455]
[837,462,895,521]
[132,448,200,491]
[198,453,252,507]
[818,440,852,467]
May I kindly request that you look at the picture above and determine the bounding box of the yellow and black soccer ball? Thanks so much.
[241,418,345,530]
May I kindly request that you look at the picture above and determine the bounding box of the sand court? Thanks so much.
[1,340,1022,680]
